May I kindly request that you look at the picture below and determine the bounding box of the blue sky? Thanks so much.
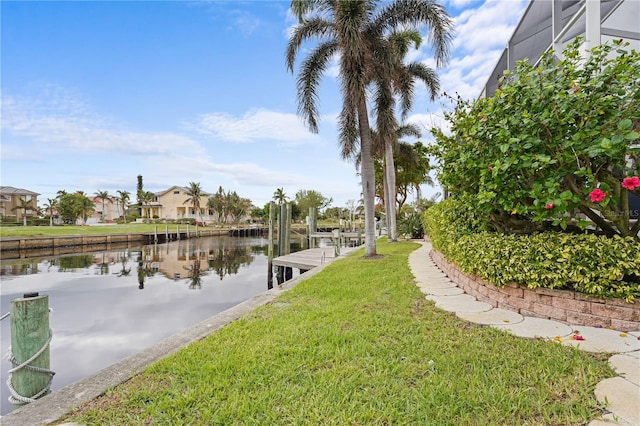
[1,0,528,210]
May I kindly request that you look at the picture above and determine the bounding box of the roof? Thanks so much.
[0,186,40,196]
[155,185,211,197]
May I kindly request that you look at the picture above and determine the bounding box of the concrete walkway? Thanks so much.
[410,241,640,426]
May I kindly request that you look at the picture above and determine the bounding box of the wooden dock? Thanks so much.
[272,246,361,272]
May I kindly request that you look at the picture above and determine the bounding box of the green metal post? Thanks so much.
[9,293,52,409]
[267,202,274,289]
[285,203,292,255]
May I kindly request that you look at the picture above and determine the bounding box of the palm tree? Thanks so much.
[208,186,226,224]
[286,0,453,257]
[94,190,111,222]
[137,191,154,219]
[184,182,204,224]
[372,29,444,241]
[116,190,130,223]
[12,197,35,226]
[375,122,423,241]
[75,191,95,224]
[397,140,434,207]
[44,198,58,226]
[272,187,288,205]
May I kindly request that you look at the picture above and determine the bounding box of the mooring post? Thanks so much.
[285,203,292,255]
[177,224,180,240]
[9,293,53,410]
[154,225,158,243]
[278,203,285,257]
[187,223,190,239]
[308,207,317,249]
[267,201,274,289]
[165,223,168,241]
[332,228,341,256]
[277,203,284,281]
[285,203,293,279]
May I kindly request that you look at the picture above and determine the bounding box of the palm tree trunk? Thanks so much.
[384,141,397,241]
[382,161,391,237]
[358,98,377,257]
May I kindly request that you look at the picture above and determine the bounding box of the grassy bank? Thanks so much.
[0,222,325,238]
[0,223,200,238]
[59,240,611,425]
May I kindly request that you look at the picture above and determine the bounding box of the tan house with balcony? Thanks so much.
[0,186,40,223]
[143,186,212,222]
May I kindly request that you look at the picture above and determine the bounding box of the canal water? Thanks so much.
[0,235,305,415]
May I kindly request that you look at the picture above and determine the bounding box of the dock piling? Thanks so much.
[8,293,54,410]
[267,202,274,289]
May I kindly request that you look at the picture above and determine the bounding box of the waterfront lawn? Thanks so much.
[0,223,220,238]
[61,240,612,425]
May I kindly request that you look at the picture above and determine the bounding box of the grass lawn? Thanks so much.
[0,222,324,238]
[0,223,226,238]
[58,240,612,425]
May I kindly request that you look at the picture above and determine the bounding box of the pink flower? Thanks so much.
[589,188,606,203]
[544,203,554,210]
[621,176,640,191]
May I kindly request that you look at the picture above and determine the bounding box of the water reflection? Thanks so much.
[51,255,94,272]
[0,235,301,415]
[0,237,272,285]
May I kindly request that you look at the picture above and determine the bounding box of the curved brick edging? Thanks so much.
[430,249,640,332]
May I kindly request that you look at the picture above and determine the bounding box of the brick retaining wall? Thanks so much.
[430,249,640,332]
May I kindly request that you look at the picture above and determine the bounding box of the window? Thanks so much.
[174,191,180,194]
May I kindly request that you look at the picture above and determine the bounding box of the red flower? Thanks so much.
[589,188,606,203]
[621,176,640,191]
[571,334,585,341]
[544,203,554,210]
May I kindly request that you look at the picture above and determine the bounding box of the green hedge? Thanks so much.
[423,198,640,302]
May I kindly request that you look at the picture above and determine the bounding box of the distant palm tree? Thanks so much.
[286,0,453,257]
[75,191,95,224]
[208,186,226,224]
[12,197,35,226]
[228,192,251,226]
[272,187,288,205]
[184,182,204,223]
[44,198,58,226]
[399,140,433,206]
[94,190,111,221]
[375,122,423,240]
[116,190,131,223]
[373,28,445,242]
[139,191,156,219]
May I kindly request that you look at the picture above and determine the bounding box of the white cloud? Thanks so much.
[1,90,205,156]
[228,9,262,36]
[210,162,311,187]
[447,0,478,9]
[190,109,327,146]
[452,0,527,54]
[406,111,450,140]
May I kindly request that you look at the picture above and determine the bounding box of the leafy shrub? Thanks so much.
[397,211,424,239]
[423,198,639,302]
[430,38,640,239]
[27,217,50,226]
